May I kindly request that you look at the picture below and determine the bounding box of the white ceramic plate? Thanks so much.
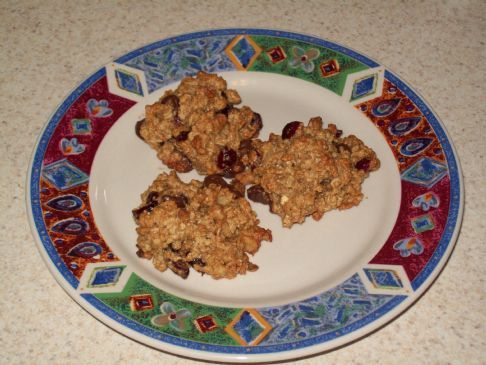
[27,29,463,363]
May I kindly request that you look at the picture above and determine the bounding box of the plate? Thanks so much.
[27,29,463,363]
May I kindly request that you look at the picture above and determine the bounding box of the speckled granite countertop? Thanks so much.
[1,1,485,364]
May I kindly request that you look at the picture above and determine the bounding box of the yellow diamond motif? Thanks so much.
[225,35,262,71]
[225,308,272,346]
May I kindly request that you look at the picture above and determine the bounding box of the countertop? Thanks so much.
[1,1,485,364]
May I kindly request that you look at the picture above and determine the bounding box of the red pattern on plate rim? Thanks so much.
[357,80,450,282]
[40,76,135,278]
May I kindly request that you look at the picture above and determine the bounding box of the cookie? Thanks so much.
[136,72,263,176]
[236,117,380,227]
[133,171,272,279]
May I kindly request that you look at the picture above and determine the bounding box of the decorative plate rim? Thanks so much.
[26,28,464,363]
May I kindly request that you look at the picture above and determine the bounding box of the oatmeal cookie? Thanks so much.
[236,117,380,228]
[136,72,263,176]
[132,171,272,279]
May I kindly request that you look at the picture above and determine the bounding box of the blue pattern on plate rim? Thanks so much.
[124,35,236,92]
[29,29,462,353]
[257,274,394,346]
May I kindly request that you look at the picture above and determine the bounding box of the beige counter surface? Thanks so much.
[1,1,485,364]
